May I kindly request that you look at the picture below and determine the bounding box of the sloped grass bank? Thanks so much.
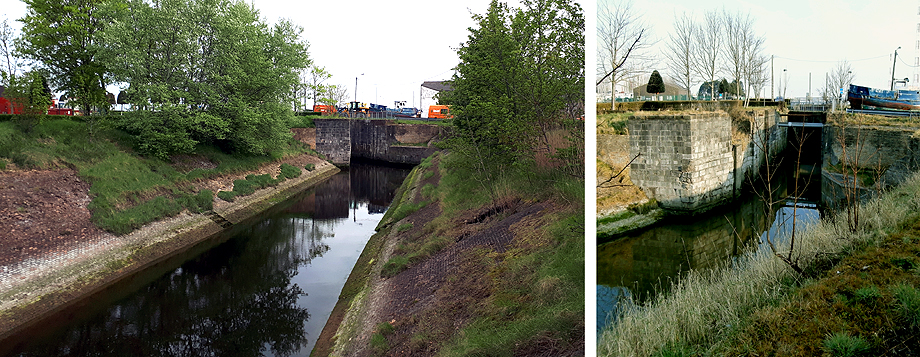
[598,172,920,356]
[323,150,585,356]
[0,119,310,234]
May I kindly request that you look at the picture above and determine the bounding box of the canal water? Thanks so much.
[2,160,411,357]
[597,157,823,336]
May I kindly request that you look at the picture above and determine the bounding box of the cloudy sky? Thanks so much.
[610,0,919,99]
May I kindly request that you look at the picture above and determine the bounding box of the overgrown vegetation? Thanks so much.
[597,112,630,135]
[0,118,309,234]
[598,172,920,356]
[377,146,585,355]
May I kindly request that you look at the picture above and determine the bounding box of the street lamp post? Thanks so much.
[782,69,787,99]
[892,46,901,90]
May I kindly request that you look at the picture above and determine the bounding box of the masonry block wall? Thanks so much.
[628,112,734,213]
[733,110,786,193]
[315,119,351,165]
[315,119,440,166]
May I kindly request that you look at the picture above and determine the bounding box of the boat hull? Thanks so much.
[847,84,920,111]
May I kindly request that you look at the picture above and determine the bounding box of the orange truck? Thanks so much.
[427,105,451,119]
[313,104,337,115]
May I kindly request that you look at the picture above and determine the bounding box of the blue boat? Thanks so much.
[847,84,920,111]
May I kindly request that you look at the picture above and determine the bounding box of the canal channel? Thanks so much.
[2,160,411,356]
[597,141,824,336]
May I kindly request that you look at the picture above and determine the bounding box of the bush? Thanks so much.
[304,163,315,171]
[115,110,197,159]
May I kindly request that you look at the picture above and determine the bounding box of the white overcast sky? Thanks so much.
[615,0,920,98]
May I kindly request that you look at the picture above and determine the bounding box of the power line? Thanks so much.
[898,55,920,68]
[774,54,889,63]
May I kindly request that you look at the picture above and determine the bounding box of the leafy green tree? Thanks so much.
[698,80,720,99]
[5,70,51,132]
[100,0,311,158]
[17,0,116,114]
[646,70,665,99]
[443,0,584,188]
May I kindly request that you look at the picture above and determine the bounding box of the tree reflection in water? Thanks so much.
[8,161,412,357]
[21,215,331,356]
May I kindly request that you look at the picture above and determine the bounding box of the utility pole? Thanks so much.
[892,46,901,90]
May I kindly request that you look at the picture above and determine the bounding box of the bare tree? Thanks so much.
[0,16,22,82]
[721,9,766,105]
[743,37,769,103]
[665,11,696,100]
[692,10,722,101]
[828,60,855,110]
[320,84,348,108]
[597,0,652,98]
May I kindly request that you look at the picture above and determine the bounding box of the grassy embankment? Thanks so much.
[0,115,319,235]
[599,170,920,356]
[405,151,584,355]
[329,148,584,356]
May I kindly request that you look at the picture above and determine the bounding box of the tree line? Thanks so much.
[0,0,343,159]
[441,0,585,186]
[597,0,770,104]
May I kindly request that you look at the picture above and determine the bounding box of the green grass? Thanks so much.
[289,115,315,128]
[0,117,310,234]
[892,283,920,328]
[599,172,920,356]
[279,163,301,179]
[822,332,871,357]
[381,255,410,278]
[439,211,584,356]
[598,112,632,135]
[217,173,286,202]
[370,332,389,356]
[396,223,414,233]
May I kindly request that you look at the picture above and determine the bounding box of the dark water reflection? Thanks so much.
[596,166,822,336]
[4,160,411,357]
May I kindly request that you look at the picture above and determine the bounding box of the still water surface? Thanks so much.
[596,166,822,336]
[4,161,410,356]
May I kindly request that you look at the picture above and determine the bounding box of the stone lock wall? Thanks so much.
[315,119,441,166]
[627,110,785,214]
[315,119,351,166]
[628,112,734,213]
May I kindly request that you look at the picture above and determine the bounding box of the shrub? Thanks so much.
[304,163,315,171]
